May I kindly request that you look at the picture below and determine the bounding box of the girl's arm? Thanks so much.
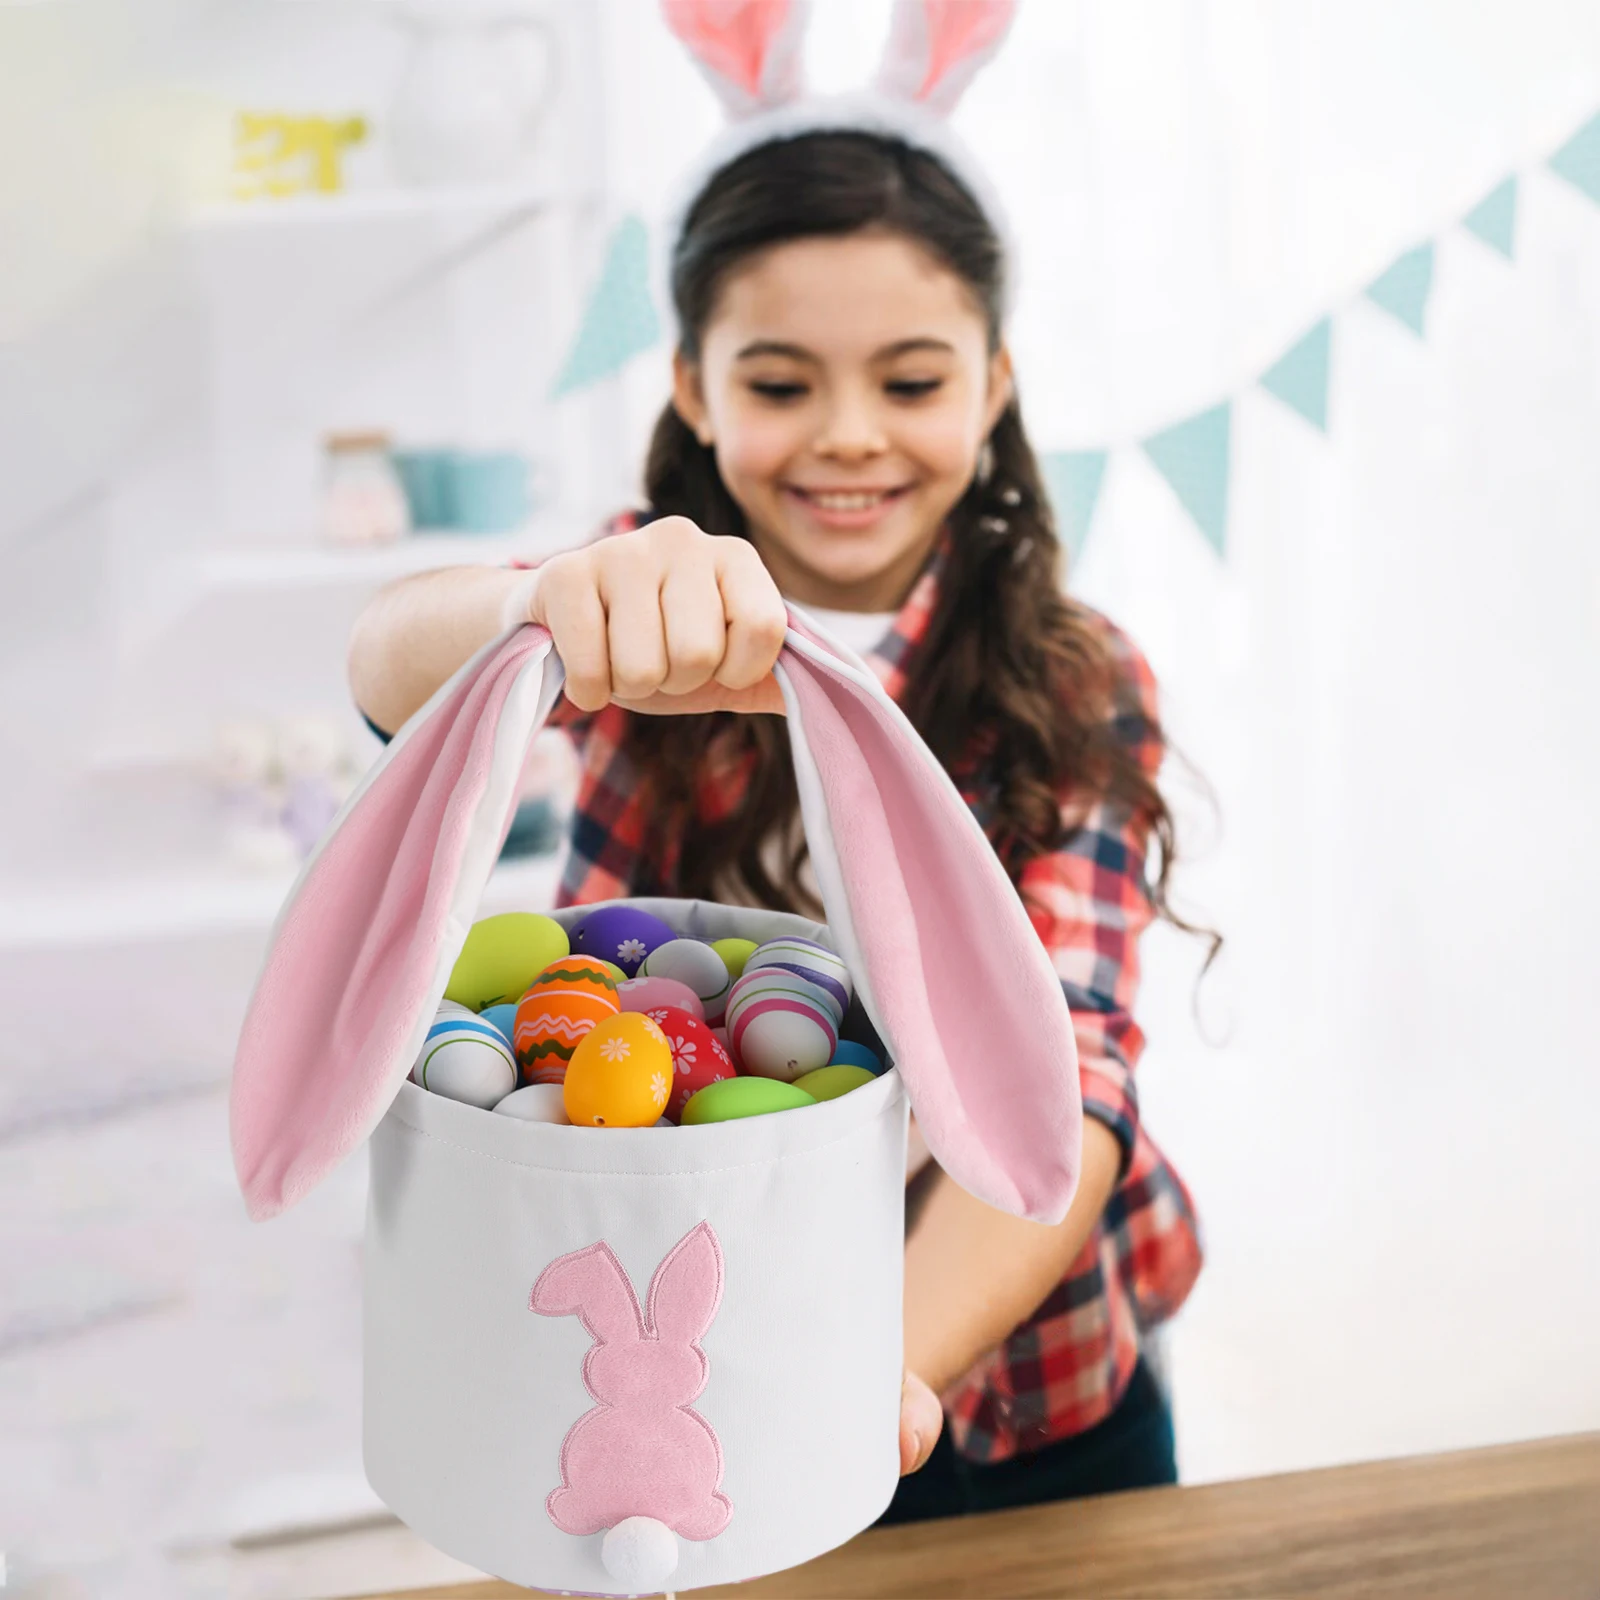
[347,516,789,736]
[903,1120,1122,1394]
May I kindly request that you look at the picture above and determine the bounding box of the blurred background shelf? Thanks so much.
[193,529,550,589]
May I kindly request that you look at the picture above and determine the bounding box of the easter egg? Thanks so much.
[413,1011,517,1107]
[514,957,621,1086]
[598,960,627,981]
[445,913,569,1010]
[649,1005,736,1122]
[792,1064,877,1102]
[493,1084,571,1123]
[680,1077,816,1125]
[616,974,704,1021]
[829,1040,885,1076]
[563,1012,673,1127]
[726,965,845,1029]
[725,968,838,1082]
[639,938,734,1024]
[709,936,759,981]
[745,936,852,1016]
[479,1002,517,1043]
[569,906,678,977]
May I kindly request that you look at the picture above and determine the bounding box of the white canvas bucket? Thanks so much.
[230,611,1082,1595]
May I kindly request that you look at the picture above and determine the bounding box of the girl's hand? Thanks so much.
[900,1370,943,1474]
[515,516,789,718]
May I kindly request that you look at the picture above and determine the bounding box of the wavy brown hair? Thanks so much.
[625,131,1211,958]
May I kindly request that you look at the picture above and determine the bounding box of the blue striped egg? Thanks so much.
[412,1007,517,1108]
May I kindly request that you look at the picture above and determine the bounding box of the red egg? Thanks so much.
[652,1005,736,1123]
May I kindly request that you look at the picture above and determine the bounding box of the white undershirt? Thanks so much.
[797,605,898,659]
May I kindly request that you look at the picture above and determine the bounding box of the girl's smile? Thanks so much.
[673,229,1013,612]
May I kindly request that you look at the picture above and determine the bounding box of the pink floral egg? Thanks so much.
[651,1005,736,1123]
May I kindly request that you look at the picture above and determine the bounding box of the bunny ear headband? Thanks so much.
[660,0,1019,300]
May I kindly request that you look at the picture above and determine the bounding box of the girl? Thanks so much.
[349,107,1203,1527]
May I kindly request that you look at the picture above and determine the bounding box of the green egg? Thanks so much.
[709,937,759,981]
[791,1064,876,1103]
[444,913,570,1010]
[680,1076,816,1125]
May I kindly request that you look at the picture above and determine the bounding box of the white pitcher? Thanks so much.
[386,0,559,187]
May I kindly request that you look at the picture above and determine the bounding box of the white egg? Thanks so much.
[640,938,733,1019]
[413,1015,517,1108]
[493,1084,571,1123]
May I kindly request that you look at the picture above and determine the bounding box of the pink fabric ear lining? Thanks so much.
[230,615,1078,1226]
[661,0,807,114]
[781,627,1081,1224]
[230,627,554,1222]
[878,0,1018,117]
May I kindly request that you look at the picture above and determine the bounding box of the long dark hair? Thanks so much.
[627,131,1212,960]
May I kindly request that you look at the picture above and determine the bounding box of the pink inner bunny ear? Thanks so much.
[230,626,559,1222]
[646,1221,725,1344]
[532,1241,646,1345]
[875,0,1017,116]
[662,0,809,118]
[778,618,1081,1225]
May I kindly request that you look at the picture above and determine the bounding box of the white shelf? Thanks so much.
[0,851,564,950]
[194,530,554,591]
[183,180,594,233]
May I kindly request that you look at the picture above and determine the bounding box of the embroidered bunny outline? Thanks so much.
[530,1220,733,1541]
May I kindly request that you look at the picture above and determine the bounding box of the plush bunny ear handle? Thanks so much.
[230,612,1080,1226]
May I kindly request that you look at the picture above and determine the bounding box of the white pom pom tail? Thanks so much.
[601,1516,679,1592]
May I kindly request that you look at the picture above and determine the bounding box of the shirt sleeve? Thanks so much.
[1015,614,1165,1180]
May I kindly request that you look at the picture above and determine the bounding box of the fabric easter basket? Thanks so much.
[230,608,1082,1596]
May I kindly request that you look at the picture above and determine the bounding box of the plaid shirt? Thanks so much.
[511,512,1202,1463]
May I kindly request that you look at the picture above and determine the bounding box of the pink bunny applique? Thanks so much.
[531,1221,733,1544]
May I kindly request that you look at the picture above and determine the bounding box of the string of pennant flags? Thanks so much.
[554,109,1600,560]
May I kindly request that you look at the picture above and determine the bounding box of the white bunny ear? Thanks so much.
[875,0,1017,116]
[662,0,810,119]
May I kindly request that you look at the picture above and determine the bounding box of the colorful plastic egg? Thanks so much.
[513,957,621,1086]
[745,936,852,1016]
[829,1040,885,1076]
[792,1064,877,1102]
[493,1084,570,1123]
[569,906,678,977]
[563,1012,674,1127]
[709,936,759,981]
[639,938,734,1024]
[479,1003,517,1043]
[726,965,845,1028]
[598,960,627,981]
[616,974,705,1021]
[648,1005,736,1123]
[413,1009,518,1108]
[445,913,569,1010]
[680,1077,816,1124]
[725,970,839,1082]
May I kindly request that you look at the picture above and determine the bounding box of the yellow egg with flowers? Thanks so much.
[562,1012,673,1128]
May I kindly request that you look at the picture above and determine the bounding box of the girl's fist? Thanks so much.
[516,518,788,717]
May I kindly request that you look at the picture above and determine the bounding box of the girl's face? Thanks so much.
[673,230,1013,612]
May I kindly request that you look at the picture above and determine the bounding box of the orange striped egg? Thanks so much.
[513,957,620,1086]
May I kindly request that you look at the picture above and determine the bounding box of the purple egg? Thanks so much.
[569,905,679,977]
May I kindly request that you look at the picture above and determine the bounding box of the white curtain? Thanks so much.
[599,0,1600,1481]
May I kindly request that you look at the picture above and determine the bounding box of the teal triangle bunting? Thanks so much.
[552,215,662,397]
[1365,242,1434,336]
[1462,176,1517,258]
[1039,450,1107,562]
[1259,319,1331,431]
[1549,111,1600,204]
[1142,403,1231,556]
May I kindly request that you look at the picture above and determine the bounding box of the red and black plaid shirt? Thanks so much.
[515,513,1202,1463]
